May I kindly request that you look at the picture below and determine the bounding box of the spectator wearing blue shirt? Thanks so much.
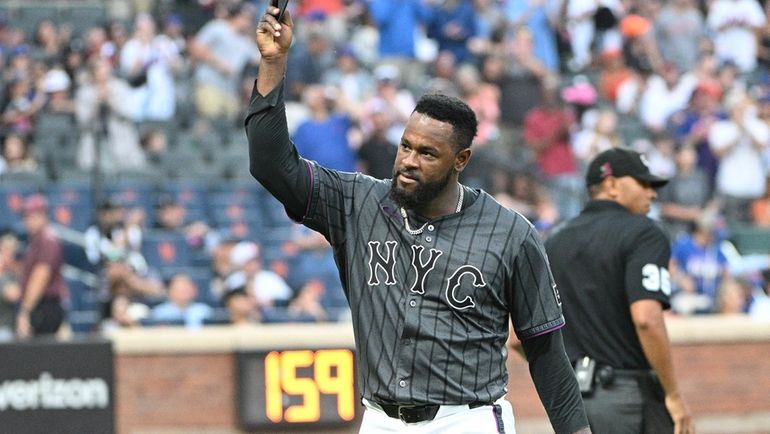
[292,84,359,172]
[368,0,434,90]
[670,213,730,314]
[369,0,433,60]
[150,273,212,328]
[286,30,334,101]
[426,0,478,65]
[503,0,560,71]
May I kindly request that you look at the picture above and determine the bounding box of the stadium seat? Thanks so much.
[141,230,193,269]
[68,309,102,333]
[65,278,101,334]
[66,277,100,311]
[210,204,263,227]
[35,112,79,174]
[0,171,47,186]
[208,189,261,208]
[60,238,98,274]
[0,182,39,232]
[260,193,295,229]
[161,152,210,181]
[218,220,263,242]
[158,181,209,210]
[729,225,770,255]
[210,179,264,196]
[104,178,156,223]
[17,4,59,35]
[159,266,216,305]
[65,3,107,37]
[140,317,185,327]
[45,181,94,231]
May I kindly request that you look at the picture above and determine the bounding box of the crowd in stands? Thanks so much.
[2,0,770,338]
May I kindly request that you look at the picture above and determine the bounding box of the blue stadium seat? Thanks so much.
[140,317,185,327]
[210,179,266,197]
[45,181,94,231]
[61,239,98,274]
[208,190,261,208]
[35,112,79,175]
[17,4,59,35]
[260,193,295,229]
[218,220,263,242]
[65,3,107,37]
[141,230,193,269]
[104,179,156,223]
[729,225,770,255]
[158,181,210,210]
[66,278,101,334]
[0,182,39,232]
[210,204,263,227]
[66,278,100,311]
[159,266,216,305]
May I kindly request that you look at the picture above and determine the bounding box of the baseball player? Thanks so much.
[245,4,591,433]
[544,148,694,434]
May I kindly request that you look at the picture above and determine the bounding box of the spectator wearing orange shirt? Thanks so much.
[598,48,633,102]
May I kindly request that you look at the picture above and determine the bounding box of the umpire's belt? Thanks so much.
[364,399,488,423]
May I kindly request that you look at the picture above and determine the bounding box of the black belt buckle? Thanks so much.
[378,402,440,423]
[397,404,439,423]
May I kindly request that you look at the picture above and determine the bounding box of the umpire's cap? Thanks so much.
[585,147,668,189]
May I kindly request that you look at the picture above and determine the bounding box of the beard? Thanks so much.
[389,168,453,210]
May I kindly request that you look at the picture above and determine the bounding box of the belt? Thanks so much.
[596,365,655,387]
[371,400,489,424]
[600,366,653,378]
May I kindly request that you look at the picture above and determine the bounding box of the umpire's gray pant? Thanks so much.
[584,374,673,434]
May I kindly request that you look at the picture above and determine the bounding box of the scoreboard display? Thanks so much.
[236,348,358,430]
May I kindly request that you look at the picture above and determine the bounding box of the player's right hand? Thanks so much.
[256,1,293,62]
[666,393,695,434]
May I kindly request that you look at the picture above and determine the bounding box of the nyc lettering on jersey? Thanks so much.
[366,241,487,310]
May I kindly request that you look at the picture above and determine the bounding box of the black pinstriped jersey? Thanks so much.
[245,81,564,406]
[302,165,564,405]
[545,200,672,370]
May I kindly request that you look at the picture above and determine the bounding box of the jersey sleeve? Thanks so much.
[300,162,362,247]
[625,223,672,308]
[245,79,314,221]
[509,225,565,340]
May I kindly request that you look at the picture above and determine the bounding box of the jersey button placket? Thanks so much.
[425,225,435,243]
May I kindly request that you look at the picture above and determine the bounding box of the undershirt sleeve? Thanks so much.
[521,329,590,434]
[244,79,312,221]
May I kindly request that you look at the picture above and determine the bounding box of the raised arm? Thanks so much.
[254,2,292,96]
[245,3,309,219]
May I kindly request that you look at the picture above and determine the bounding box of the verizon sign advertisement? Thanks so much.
[0,340,114,433]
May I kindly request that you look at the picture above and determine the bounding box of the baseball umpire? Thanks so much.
[245,3,591,433]
[544,148,694,434]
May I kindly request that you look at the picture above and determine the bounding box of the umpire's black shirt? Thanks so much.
[545,200,671,370]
